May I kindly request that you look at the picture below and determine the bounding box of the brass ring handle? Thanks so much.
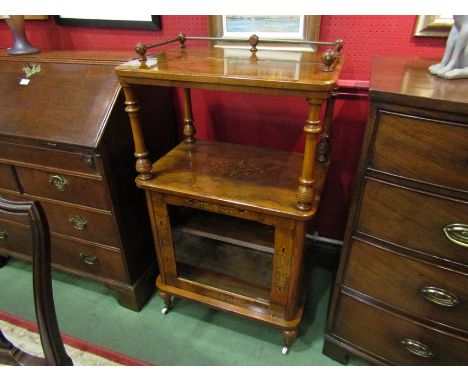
[0,230,8,240]
[68,215,88,231]
[443,223,468,248]
[79,252,98,266]
[400,338,434,358]
[420,286,459,307]
[48,174,69,192]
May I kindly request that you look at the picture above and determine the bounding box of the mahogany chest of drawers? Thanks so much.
[323,57,468,365]
[0,51,177,311]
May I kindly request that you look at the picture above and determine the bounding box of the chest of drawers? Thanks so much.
[323,57,468,365]
[0,51,177,311]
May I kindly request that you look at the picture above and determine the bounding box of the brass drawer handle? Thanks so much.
[420,286,459,307]
[400,338,434,358]
[443,223,468,248]
[48,174,69,192]
[0,230,8,240]
[68,215,88,231]
[79,252,99,266]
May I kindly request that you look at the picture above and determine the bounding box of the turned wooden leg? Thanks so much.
[159,290,172,315]
[296,98,323,211]
[182,88,196,143]
[121,83,153,180]
[281,328,298,355]
[317,94,336,163]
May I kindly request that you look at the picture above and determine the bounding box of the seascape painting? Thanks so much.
[223,15,304,39]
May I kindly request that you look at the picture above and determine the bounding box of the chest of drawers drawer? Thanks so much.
[50,235,127,283]
[0,216,127,283]
[369,111,468,192]
[357,178,468,266]
[334,293,468,365]
[344,239,468,333]
[40,201,119,247]
[15,166,110,211]
[0,163,19,193]
[0,141,99,176]
[0,218,33,256]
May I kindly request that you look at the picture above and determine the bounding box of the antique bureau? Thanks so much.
[323,57,468,365]
[115,36,343,353]
[0,51,177,311]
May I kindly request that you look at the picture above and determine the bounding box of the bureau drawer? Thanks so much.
[50,235,128,283]
[357,179,468,266]
[0,217,127,283]
[0,163,18,192]
[15,167,110,211]
[41,202,119,248]
[370,111,468,192]
[345,239,468,332]
[334,293,468,365]
[0,141,100,176]
[0,218,33,256]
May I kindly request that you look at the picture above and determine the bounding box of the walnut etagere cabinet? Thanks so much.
[115,35,344,353]
[0,51,177,311]
[323,57,468,365]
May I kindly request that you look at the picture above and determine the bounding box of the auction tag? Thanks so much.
[19,78,30,85]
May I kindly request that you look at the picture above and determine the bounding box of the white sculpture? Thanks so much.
[429,15,468,79]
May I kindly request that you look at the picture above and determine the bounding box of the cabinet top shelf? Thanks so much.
[115,46,343,96]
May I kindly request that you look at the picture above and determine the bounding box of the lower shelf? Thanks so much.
[156,275,304,331]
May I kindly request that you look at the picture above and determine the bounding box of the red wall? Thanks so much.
[0,16,447,240]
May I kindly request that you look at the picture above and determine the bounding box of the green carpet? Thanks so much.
[0,258,368,366]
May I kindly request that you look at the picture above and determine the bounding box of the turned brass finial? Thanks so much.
[178,33,187,48]
[321,49,336,72]
[249,34,259,52]
[135,42,147,62]
[334,39,344,56]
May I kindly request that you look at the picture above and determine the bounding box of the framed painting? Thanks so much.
[54,15,161,30]
[414,15,453,37]
[208,15,321,51]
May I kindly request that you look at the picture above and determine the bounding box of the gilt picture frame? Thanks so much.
[208,15,321,51]
[414,15,453,37]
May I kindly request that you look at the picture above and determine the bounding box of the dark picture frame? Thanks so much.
[54,15,161,30]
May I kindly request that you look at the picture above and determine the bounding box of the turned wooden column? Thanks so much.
[183,88,196,143]
[122,84,153,180]
[296,98,323,211]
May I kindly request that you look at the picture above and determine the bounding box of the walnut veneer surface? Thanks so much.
[323,57,468,365]
[0,51,177,311]
[115,45,343,352]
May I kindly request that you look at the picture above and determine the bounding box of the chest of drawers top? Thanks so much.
[369,56,468,116]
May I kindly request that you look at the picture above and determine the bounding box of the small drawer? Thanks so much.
[357,179,468,266]
[334,293,468,365]
[15,167,110,211]
[51,235,128,283]
[0,163,18,192]
[369,111,468,192]
[40,202,119,248]
[0,218,32,256]
[0,142,100,176]
[344,239,468,332]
